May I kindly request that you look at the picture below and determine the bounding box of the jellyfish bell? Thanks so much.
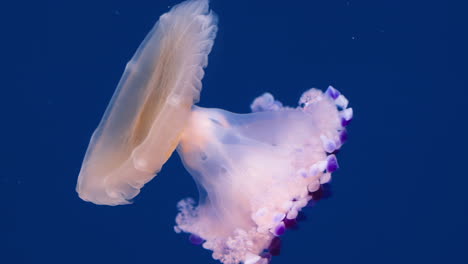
[76,0,218,205]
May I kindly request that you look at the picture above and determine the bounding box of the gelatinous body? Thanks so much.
[76,0,353,263]
[77,0,217,205]
[175,88,351,264]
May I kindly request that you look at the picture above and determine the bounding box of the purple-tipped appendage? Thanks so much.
[283,218,298,229]
[341,117,352,127]
[340,108,353,127]
[325,85,341,100]
[326,154,339,172]
[273,222,286,236]
[340,129,348,143]
[189,234,205,245]
[268,237,282,256]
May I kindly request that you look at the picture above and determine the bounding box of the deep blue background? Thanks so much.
[4,0,467,263]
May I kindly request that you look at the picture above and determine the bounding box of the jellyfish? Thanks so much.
[76,1,353,264]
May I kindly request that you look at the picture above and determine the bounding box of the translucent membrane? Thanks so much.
[76,0,217,205]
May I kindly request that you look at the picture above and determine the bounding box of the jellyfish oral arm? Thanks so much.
[175,88,352,264]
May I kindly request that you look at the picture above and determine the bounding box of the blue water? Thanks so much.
[4,0,467,263]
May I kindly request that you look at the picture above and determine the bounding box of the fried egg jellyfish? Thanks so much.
[76,1,353,264]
